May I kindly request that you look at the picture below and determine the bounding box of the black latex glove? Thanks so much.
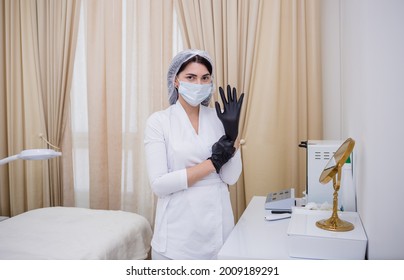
[215,85,245,141]
[208,135,236,173]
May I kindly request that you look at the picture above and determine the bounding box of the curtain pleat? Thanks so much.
[0,0,10,215]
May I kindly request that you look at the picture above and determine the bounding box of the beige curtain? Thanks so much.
[0,0,81,216]
[175,0,322,219]
[243,0,322,203]
[83,0,123,210]
[68,0,175,223]
[66,0,128,210]
[121,0,175,220]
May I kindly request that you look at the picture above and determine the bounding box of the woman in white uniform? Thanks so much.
[144,49,244,260]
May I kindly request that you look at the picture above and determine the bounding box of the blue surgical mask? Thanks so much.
[178,81,212,107]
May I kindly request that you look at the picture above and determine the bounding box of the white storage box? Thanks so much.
[287,208,367,259]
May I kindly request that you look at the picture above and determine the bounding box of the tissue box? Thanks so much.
[287,208,367,259]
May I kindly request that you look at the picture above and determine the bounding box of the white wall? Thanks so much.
[322,0,404,259]
[321,0,342,140]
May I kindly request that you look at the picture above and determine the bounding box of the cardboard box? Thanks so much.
[287,208,367,259]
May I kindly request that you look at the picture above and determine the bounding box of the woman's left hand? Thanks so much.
[215,85,244,141]
[209,135,236,173]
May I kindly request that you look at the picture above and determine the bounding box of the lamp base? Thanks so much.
[316,216,354,232]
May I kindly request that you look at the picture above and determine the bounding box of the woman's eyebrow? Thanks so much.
[185,73,210,77]
[184,73,210,77]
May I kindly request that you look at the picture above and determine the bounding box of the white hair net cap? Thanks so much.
[167,49,214,106]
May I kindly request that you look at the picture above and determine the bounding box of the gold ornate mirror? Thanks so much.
[316,137,355,232]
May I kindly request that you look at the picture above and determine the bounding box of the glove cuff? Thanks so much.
[207,157,221,173]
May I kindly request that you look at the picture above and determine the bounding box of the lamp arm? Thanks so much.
[0,155,19,165]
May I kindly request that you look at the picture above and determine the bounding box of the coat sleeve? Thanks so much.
[144,113,188,198]
[218,148,242,185]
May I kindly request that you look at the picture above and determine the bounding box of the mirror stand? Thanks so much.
[316,163,354,232]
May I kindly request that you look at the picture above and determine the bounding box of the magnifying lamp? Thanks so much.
[0,149,62,165]
[316,138,355,232]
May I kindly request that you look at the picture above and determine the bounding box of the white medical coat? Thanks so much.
[144,102,242,259]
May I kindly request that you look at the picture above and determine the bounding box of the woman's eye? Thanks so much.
[186,76,195,81]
